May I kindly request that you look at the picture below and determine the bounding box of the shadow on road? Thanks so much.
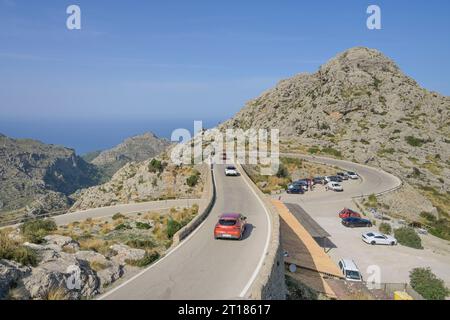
[242,223,254,240]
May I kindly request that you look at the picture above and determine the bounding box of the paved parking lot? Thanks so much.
[276,180,450,286]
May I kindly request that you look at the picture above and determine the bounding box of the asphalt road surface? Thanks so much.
[100,164,271,300]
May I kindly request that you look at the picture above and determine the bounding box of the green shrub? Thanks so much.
[276,164,290,179]
[0,233,39,266]
[307,146,320,154]
[420,212,436,222]
[114,223,131,231]
[148,159,166,173]
[186,171,200,187]
[379,223,392,235]
[126,252,160,267]
[394,227,423,249]
[112,213,125,220]
[405,136,426,147]
[20,219,57,244]
[166,219,182,239]
[410,268,449,300]
[135,222,151,230]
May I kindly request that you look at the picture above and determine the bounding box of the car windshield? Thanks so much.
[348,172,356,175]
[226,166,236,170]
[219,219,237,226]
[346,270,361,280]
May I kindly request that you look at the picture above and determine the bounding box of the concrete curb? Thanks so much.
[238,163,287,300]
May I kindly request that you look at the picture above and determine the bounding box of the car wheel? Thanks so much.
[371,241,376,245]
[391,242,396,246]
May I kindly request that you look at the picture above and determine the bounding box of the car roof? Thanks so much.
[220,213,240,219]
[340,259,359,271]
[365,232,383,237]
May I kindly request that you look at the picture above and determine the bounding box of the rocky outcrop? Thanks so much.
[224,47,450,219]
[0,260,31,299]
[90,132,171,177]
[109,244,146,265]
[70,158,206,211]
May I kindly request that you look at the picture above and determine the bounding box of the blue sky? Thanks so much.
[1,0,450,152]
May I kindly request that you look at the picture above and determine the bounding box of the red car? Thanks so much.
[214,213,247,240]
[339,208,361,219]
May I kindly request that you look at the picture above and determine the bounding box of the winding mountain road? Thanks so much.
[99,164,271,300]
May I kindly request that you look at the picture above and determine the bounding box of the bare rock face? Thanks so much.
[0,260,31,299]
[109,244,146,265]
[224,47,450,220]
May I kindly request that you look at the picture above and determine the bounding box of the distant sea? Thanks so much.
[0,117,224,155]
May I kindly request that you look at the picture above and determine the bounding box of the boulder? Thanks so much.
[44,235,80,252]
[75,251,123,291]
[21,252,99,300]
[110,244,146,265]
[0,259,31,299]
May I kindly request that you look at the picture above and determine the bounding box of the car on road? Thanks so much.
[342,217,372,228]
[326,175,343,183]
[362,232,397,246]
[336,172,349,180]
[214,213,247,240]
[224,165,239,176]
[326,182,344,192]
[339,208,361,219]
[286,186,304,194]
[346,171,359,179]
[338,259,363,282]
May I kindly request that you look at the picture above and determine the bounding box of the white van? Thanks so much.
[338,259,363,282]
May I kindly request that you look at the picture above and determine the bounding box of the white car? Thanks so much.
[346,171,359,180]
[326,182,343,192]
[338,259,363,282]
[224,166,239,176]
[362,232,397,246]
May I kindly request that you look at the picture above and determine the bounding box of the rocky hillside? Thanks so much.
[70,153,206,211]
[224,47,449,221]
[0,135,103,222]
[89,132,171,178]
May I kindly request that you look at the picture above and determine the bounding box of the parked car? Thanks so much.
[214,213,247,240]
[224,165,239,176]
[342,217,372,228]
[362,232,397,246]
[326,182,344,192]
[339,208,361,219]
[338,259,363,282]
[286,186,304,194]
[290,180,308,191]
[313,176,325,185]
[336,172,349,180]
[346,171,359,180]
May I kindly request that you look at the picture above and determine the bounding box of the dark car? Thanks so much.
[342,217,372,228]
[313,177,325,185]
[290,180,308,191]
[329,175,343,183]
[286,186,304,194]
[336,172,349,180]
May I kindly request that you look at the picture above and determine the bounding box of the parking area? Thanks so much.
[275,178,450,287]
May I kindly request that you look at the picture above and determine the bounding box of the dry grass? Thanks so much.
[44,286,68,300]
[78,238,112,255]
[89,260,109,272]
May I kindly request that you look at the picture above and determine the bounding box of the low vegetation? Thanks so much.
[378,222,392,235]
[20,219,57,244]
[186,170,201,187]
[394,227,423,249]
[0,231,39,266]
[409,268,449,300]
